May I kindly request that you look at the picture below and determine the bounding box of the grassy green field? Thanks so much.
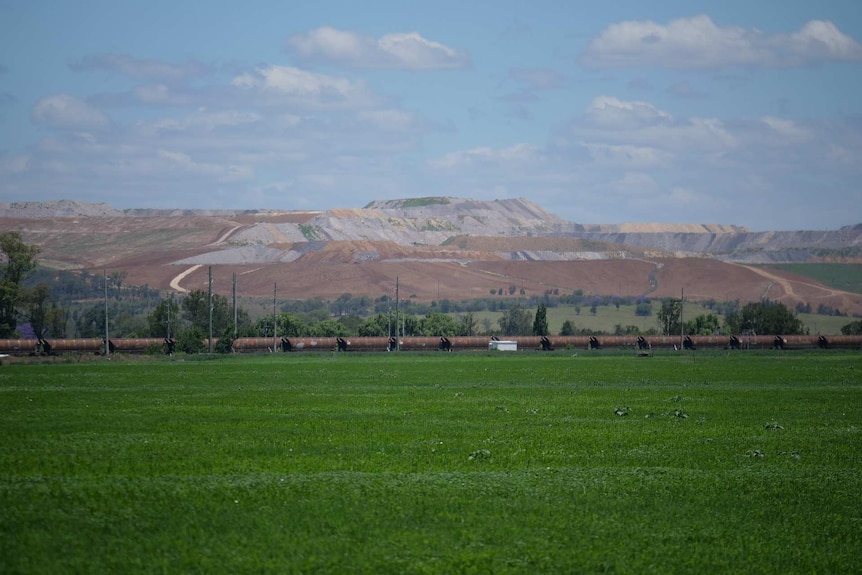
[759,263,862,295]
[2,352,861,574]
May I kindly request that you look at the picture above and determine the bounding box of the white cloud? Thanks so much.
[508,67,564,91]
[31,94,111,131]
[157,149,253,181]
[139,108,262,135]
[418,94,862,228]
[0,155,29,175]
[584,96,673,129]
[428,143,542,169]
[355,109,421,132]
[71,54,209,82]
[667,81,707,99]
[668,186,699,203]
[232,65,353,96]
[584,143,673,168]
[287,26,470,70]
[760,116,808,140]
[580,15,862,69]
[231,65,376,109]
[572,97,736,154]
[611,172,660,195]
[133,84,192,106]
[789,20,862,60]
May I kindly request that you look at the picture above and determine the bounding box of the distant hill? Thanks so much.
[1,197,860,315]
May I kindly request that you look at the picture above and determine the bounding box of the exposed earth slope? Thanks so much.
[1,197,859,314]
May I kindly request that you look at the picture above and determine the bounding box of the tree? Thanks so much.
[417,312,461,337]
[0,232,40,337]
[532,303,549,336]
[47,303,67,338]
[75,305,106,338]
[723,301,804,335]
[176,326,206,354]
[685,313,721,335]
[559,320,577,336]
[182,290,232,333]
[498,303,532,336]
[310,319,351,337]
[458,312,477,336]
[22,282,66,338]
[109,271,128,296]
[147,298,181,338]
[613,324,640,336]
[635,302,652,317]
[276,312,305,337]
[657,299,682,336]
[358,313,390,337]
[113,311,148,338]
[214,327,235,353]
[336,315,363,336]
[841,320,862,335]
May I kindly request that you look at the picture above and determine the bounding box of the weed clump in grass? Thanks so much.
[468,449,491,461]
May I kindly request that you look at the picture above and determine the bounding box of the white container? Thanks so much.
[489,340,517,351]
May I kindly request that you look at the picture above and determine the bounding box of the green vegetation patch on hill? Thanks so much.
[366,197,451,209]
[760,263,862,294]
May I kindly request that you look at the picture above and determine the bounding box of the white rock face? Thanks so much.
[0,200,122,218]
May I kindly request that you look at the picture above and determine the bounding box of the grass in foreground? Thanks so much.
[1,351,860,574]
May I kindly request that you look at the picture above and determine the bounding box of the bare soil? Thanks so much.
[3,208,860,315]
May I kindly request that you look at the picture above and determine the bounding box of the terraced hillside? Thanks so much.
[1,198,860,315]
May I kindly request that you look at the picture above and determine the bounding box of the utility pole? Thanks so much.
[167,294,173,339]
[104,269,110,359]
[232,272,237,339]
[273,282,277,353]
[395,276,400,351]
[680,287,685,350]
[208,266,213,353]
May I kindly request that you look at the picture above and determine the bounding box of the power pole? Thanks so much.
[680,287,685,350]
[104,269,110,359]
[232,272,237,338]
[395,276,400,351]
[167,294,173,339]
[273,282,277,352]
[208,266,213,353]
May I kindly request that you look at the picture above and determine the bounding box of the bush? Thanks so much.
[176,327,206,354]
[841,320,862,335]
[145,343,164,356]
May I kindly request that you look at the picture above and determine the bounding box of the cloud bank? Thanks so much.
[581,16,862,69]
[286,26,471,70]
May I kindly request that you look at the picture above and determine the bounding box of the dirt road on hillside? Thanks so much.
[738,264,848,300]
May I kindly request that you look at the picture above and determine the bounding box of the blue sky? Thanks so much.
[1,0,860,230]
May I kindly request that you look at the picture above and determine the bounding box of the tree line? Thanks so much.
[2,233,856,350]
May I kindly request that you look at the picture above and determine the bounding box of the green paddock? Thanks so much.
[1,351,860,574]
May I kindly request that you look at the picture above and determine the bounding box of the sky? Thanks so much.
[1,0,861,231]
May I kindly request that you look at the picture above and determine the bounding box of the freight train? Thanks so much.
[1,334,860,356]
